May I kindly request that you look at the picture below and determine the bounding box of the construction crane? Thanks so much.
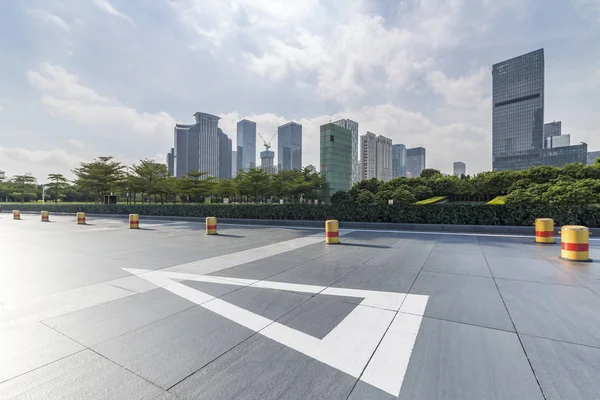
[258,131,277,152]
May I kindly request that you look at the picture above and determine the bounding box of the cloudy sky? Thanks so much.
[1,0,599,181]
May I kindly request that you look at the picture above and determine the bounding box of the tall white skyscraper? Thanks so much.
[332,119,359,183]
[360,132,377,180]
[173,112,220,178]
[375,135,393,182]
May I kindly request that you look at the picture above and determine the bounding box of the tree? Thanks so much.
[216,179,237,200]
[392,188,416,204]
[420,169,443,179]
[11,175,37,203]
[72,156,126,203]
[413,185,433,201]
[241,168,271,202]
[375,189,394,205]
[330,190,351,205]
[46,173,70,204]
[130,159,169,204]
[356,190,376,205]
[177,171,208,203]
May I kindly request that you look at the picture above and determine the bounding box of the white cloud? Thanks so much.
[0,146,82,180]
[92,0,134,25]
[67,139,86,149]
[27,8,69,31]
[27,62,175,139]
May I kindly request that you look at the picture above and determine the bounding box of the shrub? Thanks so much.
[392,188,416,205]
[413,185,433,201]
[487,196,507,205]
[356,190,376,205]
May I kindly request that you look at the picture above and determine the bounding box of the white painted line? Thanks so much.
[399,294,429,316]
[361,311,425,396]
[127,268,427,396]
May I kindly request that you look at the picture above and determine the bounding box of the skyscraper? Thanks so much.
[218,128,232,180]
[392,144,407,178]
[260,150,276,174]
[453,161,466,176]
[406,147,426,178]
[492,49,545,171]
[544,121,561,138]
[375,135,392,182]
[277,122,302,171]
[173,112,220,178]
[174,123,195,177]
[231,150,237,177]
[360,132,377,180]
[166,148,174,176]
[332,119,359,183]
[320,123,353,197]
[237,119,257,171]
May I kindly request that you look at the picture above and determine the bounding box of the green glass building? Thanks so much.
[320,123,353,198]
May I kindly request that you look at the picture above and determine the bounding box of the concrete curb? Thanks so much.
[3,209,597,236]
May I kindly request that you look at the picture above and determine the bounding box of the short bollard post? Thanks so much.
[41,211,50,222]
[534,218,554,244]
[206,217,217,235]
[13,210,21,220]
[560,225,591,262]
[77,212,86,225]
[129,214,140,229]
[325,220,340,244]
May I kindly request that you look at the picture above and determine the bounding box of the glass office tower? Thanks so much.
[277,122,302,171]
[320,123,353,197]
[492,49,544,171]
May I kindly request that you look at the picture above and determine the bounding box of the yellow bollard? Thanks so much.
[41,211,50,222]
[77,212,86,225]
[560,225,591,262]
[325,220,340,244]
[206,217,217,235]
[129,214,140,229]
[13,210,21,220]
[534,218,554,244]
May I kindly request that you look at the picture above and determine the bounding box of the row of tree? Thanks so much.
[332,161,600,206]
[0,156,328,204]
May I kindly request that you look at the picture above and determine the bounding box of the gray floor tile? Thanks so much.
[331,265,419,293]
[43,288,196,347]
[486,256,576,285]
[431,242,482,255]
[365,251,429,271]
[409,271,513,331]
[0,322,84,383]
[0,350,171,399]
[497,279,600,347]
[397,317,544,400]
[521,334,600,400]
[266,260,360,286]
[93,307,254,389]
[422,253,492,277]
[208,255,307,280]
[169,334,356,400]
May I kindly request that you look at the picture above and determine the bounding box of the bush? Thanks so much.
[330,190,351,205]
[392,188,416,205]
[4,202,600,227]
[487,196,507,205]
[413,185,433,201]
[356,190,376,205]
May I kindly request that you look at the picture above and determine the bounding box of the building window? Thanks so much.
[330,135,335,142]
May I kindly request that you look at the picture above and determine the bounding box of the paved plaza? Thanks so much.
[1,214,600,399]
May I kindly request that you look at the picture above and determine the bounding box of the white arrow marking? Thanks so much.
[124,268,427,397]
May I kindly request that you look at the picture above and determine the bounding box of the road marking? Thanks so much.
[124,268,428,396]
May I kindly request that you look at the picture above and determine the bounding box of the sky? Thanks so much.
[0,0,599,182]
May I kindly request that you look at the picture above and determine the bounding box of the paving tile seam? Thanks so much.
[344,241,433,400]
[419,269,492,279]
[482,254,548,400]
[517,332,600,351]
[0,348,88,386]
[165,263,367,393]
[492,277,583,288]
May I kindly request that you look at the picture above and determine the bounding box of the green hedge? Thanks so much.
[4,203,600,227]
[415,196,448,205]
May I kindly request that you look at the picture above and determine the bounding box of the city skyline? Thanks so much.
[1,1,599,180]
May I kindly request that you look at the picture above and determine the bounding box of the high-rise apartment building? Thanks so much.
[231,150,237,177]
[320,123,353,197]
[237,119,257,171]
[492,49,545,171]
[544,121,561,138]
[218,128,232,180]
[360,132,377,180]
[166,148,174,176]
[392,144,407,178]
[277,122,302,171]
[375,135,392,182]
[332,119,359,183]
[453,161,466,176]
[406,147,426,178]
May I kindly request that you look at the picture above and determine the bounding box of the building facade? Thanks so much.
[231,150,237,177]
[542,143,587,166]
[332,119,359,183]
[174,124,195,178]
[277,122,302,171]
[588,151,600,165]
[453,161,466,176]
[166,148,175,176]
[218,128,232,180]
[260,150,276,174]
[360,132,377,180]
[192,112,220,178]
[237,119,257,171]
[392,144,407,178]
[375,135,393,182]
[543,121,561,138]
[406,147,426,178]
[492,49,545,171]
[544,134,570,149]
[320,123,353,197]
